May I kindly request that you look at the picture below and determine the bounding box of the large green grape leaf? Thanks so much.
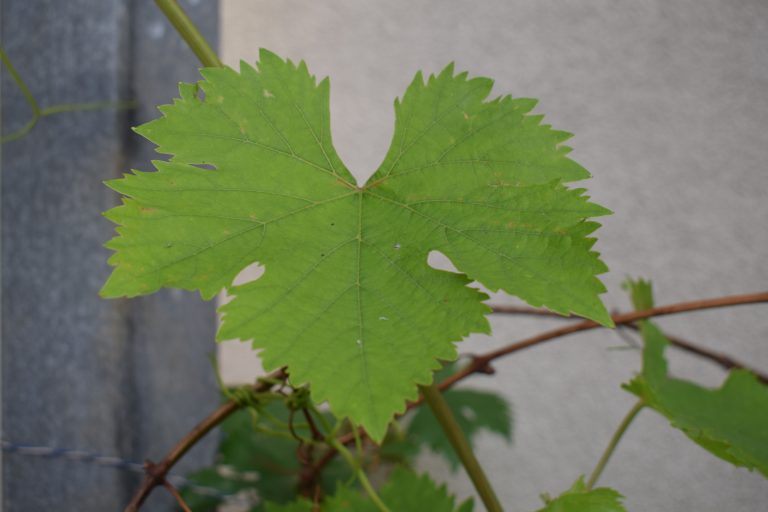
[623,280,768,477]
[101,49,611,440]
[536,477,626,512]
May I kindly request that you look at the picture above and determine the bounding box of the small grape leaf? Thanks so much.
[101,49,611,440]
[266,468,473,512]
[536,477,626,512]
[623,279,768,478]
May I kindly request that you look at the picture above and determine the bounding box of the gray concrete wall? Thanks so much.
[219,1,768,510]
[2,1,219,510]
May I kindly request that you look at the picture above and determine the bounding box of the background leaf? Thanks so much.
[181,399,351,511]
[408,389,512,469]
[381,362,512,469]
[623,279,768,478]
[266,468,473,512]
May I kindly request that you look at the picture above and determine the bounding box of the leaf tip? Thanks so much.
[258,47,281,67]
[238,59,257,77]
[622,277,655,311]
[98,279,121,300]
[413,69,425,86]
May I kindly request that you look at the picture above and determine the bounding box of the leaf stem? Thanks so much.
[585,400,645,490]
[0,48,135,143]
[0,48,40,121]
[328,438,391,512]
[308,402,334,436]
[162,480,192,512]
[154,0,222,68]
[351,421,364,456]
[420,384,503,512]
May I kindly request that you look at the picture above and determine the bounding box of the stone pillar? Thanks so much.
[2,1,219,509]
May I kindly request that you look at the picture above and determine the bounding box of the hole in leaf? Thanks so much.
[189,163,216,171]
[663,346,727,389]
[427,250,460,273]
[460,406,477,422]
[232,261,265,286]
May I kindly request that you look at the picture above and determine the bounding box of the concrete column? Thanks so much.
[2,1,219,509]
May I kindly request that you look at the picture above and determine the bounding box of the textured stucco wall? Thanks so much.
[218,1,768,510]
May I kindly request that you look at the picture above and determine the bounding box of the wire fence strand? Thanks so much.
[1,439,252,506]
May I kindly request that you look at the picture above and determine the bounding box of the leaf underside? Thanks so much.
[102,49,611,439]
